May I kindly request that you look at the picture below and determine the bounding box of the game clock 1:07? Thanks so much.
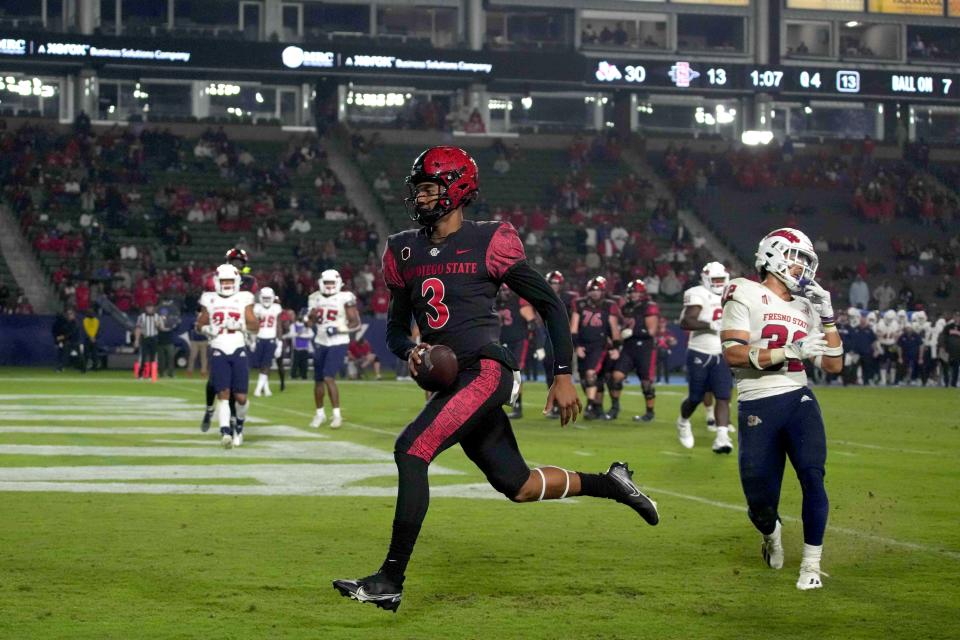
[750,69,784,89]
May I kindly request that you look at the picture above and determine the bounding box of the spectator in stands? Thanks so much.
[849,274,870,310]
[290,213,311,234]
[660,269,682,302]
[581,23,598,44]
[0,280,10,312]
[464,109,486,134]
[493,154,511,175]
[347,336,381,380]
[935,275,952,300]
[373,171,395,202]
[874,281,896,310]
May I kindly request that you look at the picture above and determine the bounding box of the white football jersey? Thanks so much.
[876,319,900,347]
[721,278,821,402]
[203,290,255,355]
[308,290,356,347]
[682,284,722,355]
[254,302,283,340]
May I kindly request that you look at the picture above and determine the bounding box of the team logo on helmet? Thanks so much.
[404,146,479,228]
[755,227,818,294]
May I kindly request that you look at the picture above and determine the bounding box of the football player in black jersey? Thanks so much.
[541,270,577,418]
[200,248,260,433]
[569,276,622,420]
[497,285,537,418]
[333,146,659,612]
[610,279,661,422]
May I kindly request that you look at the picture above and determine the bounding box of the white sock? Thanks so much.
[678,416,691,426]
[706,405,716,421]
[802,543,822,566]
[333,407,342,418]
[236,401,248,425]
[717,425,728,438]
[316,407,325,416]
[256,373,267,394]
[218,401,231,430]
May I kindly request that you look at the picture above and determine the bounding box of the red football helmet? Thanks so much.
[586,276,607,293]
[405,146,479,227]
[225,247,249,267]
[626,279,648,298]
[546,270,564,286]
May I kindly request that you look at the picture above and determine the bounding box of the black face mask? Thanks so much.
[404,179,454,228]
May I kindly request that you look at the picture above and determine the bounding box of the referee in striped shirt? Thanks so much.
[134,302,162,382]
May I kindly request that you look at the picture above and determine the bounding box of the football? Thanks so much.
[414,345,459,392]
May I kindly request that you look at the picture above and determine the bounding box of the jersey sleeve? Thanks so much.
[381,242,405,290]
[239,291,255,307]
[645,301,660,317]
[486,222,526,281]
[343,292,357,307]
[683,288,707,309]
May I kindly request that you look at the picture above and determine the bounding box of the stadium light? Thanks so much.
[741,130,774,146]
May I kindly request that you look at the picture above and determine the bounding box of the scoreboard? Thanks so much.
[589,58,960,102]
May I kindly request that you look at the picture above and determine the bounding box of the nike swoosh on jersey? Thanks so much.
[456,249,472,255]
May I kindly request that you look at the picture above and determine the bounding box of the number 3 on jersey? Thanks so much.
[422,277,450,329]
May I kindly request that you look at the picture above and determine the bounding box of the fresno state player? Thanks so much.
[720,228,842,590]
[333,146,659,611]
[676,262,735,453]
[251,287,285,397]
[196,264,259,448]
[497,284,536,418]
[200,248,259,432]
[569,276,622,420]
[608,279,659,422]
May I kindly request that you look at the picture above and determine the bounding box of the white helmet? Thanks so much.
[912,310,928,325]
[867,310,878,324]
[259,287,275,307]
[319,269,343,296]
[755,228,818,294]
[847,306,861,319]
[700,261,729,296]
[214,264,242,297]
[883,309,897,322]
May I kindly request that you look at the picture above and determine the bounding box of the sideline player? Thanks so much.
[569,276,621,420]
[720,228,842,590]
[196,264,259,448]
[201,248,258,431]
[252,287,285,397]
[676,262,734,453]
[308,269,361,429]
[608,279,658,422]
[333,146,659,611]
[497,285,536,418]
[541,270,577,418]
[875,309,901,385]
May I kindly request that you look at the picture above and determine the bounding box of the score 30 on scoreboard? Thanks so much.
[589,59,960,102]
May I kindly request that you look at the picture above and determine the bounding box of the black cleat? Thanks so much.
[508,407,523,419]
[603,407,620,421]
[604,462,659,525]
[333,572,403,612]
[546,406,561,419]
[201,408,213,433]
[633,411,655,423]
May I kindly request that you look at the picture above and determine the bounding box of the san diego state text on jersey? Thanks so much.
[382,220,525,367]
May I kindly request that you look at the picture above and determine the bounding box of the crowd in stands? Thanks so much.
[0,278,33,314]
[0,117,384,318]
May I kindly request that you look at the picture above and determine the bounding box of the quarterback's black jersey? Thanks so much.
[383,220,530,369]
[573,297,621,345]
[621,299,660,341]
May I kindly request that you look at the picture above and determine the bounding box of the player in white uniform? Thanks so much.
[252,287,285,397]
[196,264,259,449]
[875,310,901,385]
[307,269,361,429]
[720,228,843,591]
[677,262,735,453]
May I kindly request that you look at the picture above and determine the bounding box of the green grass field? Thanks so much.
[0,368,957,639]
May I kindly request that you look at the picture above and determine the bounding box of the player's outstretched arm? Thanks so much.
[503,262,581,425]
[385,291,418,362]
